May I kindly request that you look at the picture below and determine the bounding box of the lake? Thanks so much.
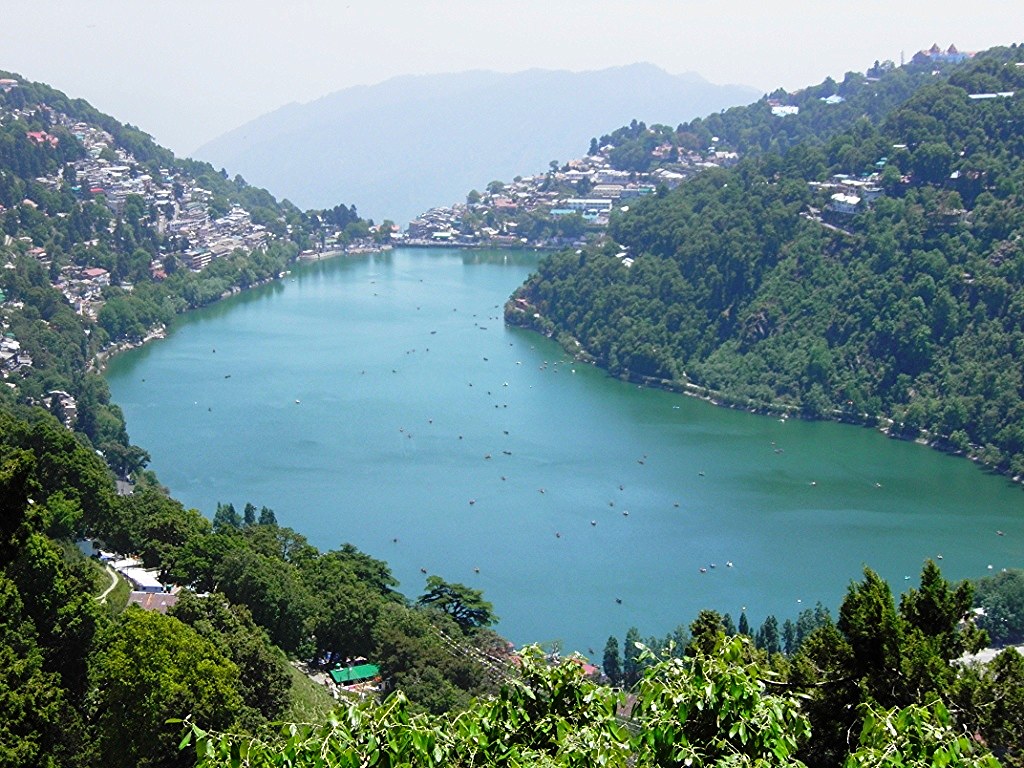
[105,248,1023,655]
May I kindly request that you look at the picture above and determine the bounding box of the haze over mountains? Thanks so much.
[194,64,759,224]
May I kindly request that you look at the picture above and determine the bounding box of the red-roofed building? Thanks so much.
[82,267,110,285]
[913,43,973,65]
[26,130,59,148]
[127,591,179,613]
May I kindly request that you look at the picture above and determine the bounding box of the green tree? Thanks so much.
[954,646,1024,766]
[215,548,317,653]
[169,591,291,725]
[847,700,999,768]
[900,559,986,663]
[258,505,278,526]
[623,625,643,687]
[417,575,496,631]
[304,554,385,662]
[738,610,751,637]
[838,567,903,703]
[371,602,497,714]
[99,441,150,479]
[782,618,797,655]
[373,219,395,244]
[688,609,725,657]
[0,574,80,767]
[212,501,240,532]
[632,635,811,767]
[106,486,211,570]
[90,608,243,768]
[756,614,782,655]
[721,612,737,635]
[790,620,858,767]
[602,635,622,685]
[0,447,36,564]
[974,569,1024,646]
[6,532,105,699]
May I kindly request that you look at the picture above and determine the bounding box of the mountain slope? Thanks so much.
[508,44,1024,477]
[194,64,759,223]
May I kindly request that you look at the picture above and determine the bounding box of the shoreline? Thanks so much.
[91,245,394,373]
[91,325,168,375]
[90,241,542,373]
[89,268,291,374]
[94,244,1017,489]
[297,244,393,262]
[400,238,562,252]
[504,299,1022,490]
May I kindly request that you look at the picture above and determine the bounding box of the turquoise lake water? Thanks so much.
[105,248,1023,655]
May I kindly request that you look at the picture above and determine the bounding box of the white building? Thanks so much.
[830,193,861,215]
[563,198,613,213]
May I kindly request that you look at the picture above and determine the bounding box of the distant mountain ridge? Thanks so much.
[194,64,760,223]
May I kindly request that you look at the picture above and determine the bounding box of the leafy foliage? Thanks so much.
[973,568,1024,646]
[170,592,292,728]
[846,700,999,768]
[418,575,498,631]
[90,608,244,768]
[183,633,1002,768]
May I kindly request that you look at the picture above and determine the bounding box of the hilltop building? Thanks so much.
[912,43,973,65]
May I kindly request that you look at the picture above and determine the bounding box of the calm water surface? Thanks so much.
[106,248,1023,654]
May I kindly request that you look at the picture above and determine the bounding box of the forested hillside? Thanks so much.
[593,55,952,172]
[510,43,1024,477]
[0,404,509,766]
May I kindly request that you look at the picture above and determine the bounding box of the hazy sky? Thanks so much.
[1,1,1020,155]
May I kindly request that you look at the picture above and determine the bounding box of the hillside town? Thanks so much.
[2,98,273,301]
[401,138,740,248]
[0,90,291,391]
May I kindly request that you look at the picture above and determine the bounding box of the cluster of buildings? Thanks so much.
[55,265,110,319]
[2,97,273,281]
[59,116,272,268]
[403,137,739,247]
[0,277,34,383]
[0,275,31,383]
[78,538,181,614]
[811,174,886,217]
[768,91,850,117]
[0,94,278,348]
[0,330,32,378]
[42,389,77,428]
[912,43,974,66]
